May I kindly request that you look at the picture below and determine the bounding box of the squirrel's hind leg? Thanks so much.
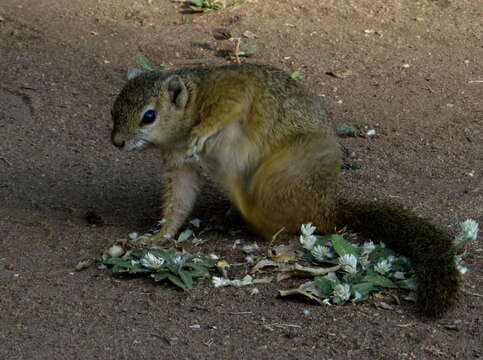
[239,133,342,239]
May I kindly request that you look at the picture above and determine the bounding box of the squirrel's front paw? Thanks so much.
[129,232,173,249]
[186,128,216,159]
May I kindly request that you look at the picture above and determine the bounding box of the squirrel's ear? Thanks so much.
[127,68,144,80]
[165,75,188,109]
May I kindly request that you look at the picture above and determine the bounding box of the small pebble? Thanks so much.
[108,245,124,258]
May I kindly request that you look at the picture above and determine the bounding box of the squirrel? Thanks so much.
[111,63,459,318]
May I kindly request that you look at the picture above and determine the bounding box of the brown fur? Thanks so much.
[111,63,459,317]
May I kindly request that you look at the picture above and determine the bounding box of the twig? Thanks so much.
[234,38,241,64]
[267,323,302,329]
[468,80,483,83]
[219,311,253,315]
[267,227,285,257]
[462,288,483,298]
[425,84,435,93]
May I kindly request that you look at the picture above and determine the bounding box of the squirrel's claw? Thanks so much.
[186,130,213,159]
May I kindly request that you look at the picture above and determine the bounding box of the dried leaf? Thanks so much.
[75,259,93,271]
[278,281,326,305]
[252,259,340,279]
[238,42,265,56]
[242,30,257,39]
[213,28,232,40]
[272,253,297,263]
[326,70,354,79]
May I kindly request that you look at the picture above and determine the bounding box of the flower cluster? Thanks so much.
[140,252,165,270]
[299,223,317,250]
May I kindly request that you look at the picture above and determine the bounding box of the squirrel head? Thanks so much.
[111,71,190,151]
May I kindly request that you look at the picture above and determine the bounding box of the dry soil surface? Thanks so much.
[0,0,482,359]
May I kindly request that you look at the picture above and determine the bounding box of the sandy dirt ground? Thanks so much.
[0,0,482,359]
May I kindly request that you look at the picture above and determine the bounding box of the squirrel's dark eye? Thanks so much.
[141,109,157,125]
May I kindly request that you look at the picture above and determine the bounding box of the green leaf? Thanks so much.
[314,277,335,297]
[112,263,133,273]
[362,274,397,288]
[188,265,211,278]
[130,249,148,258]
[368,247,395,264]
[342,273,364,284]
[239,43,265,56]
[153,65,165,72]
[168,274,187,290]
[336,123,360,137]
[137,54,153,71]
[331,235,358,257]
[179,270,194,289]
[129,267,153,274]
[352,282,375,297]
[396,277,417,290]
[189,0,204,6]
[190,6,207,12]
[154,271,170,282]
[391,258,412,273]
[177,229,194,243]
[103,258,129,265]
[314,235,329,247]
[291,71,301,80]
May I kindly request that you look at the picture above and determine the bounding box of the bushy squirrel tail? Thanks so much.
[336,200,460,318]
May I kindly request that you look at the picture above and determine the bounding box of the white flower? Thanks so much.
[140,252,165,270]
[352,291,364,302]
[300,234,317,250]
[333,283,351,304]
[454,255,469,275]
[461,219,479,241]
[338,254,358,274]
[128,232,139,240]
[311,245,331,262]
[456,264,468,275]
[173,254,185,266]
[361,241,376,255]
[300,223,318,250]
[301,223,317,237]
[454,219,479,248]
[208,253,220,261]
[374,258,393,275]
[131,259,140,266]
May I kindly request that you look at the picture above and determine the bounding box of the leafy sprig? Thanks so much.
[299,223,416,304]
[104,248,214,290]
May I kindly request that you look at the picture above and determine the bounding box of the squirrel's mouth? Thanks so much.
[125,138,152,152]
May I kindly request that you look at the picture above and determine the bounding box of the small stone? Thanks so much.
[107,245,124,258]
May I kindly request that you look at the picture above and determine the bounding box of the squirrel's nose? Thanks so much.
[111,133,125,149]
